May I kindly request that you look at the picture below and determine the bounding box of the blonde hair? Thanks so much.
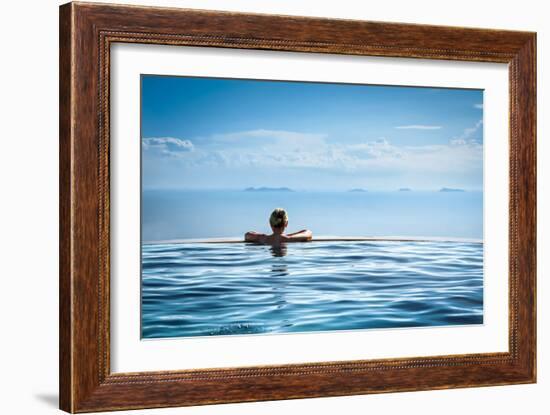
[269,208,288,228]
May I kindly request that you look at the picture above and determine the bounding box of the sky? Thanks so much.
[141,75,483,191]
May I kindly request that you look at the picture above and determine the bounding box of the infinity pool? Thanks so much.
[141,240,483,339]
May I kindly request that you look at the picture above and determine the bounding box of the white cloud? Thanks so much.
[450,138,467,146]
[206,129,328,151]
[216,129,324,141]
[395,125,442,130]
[144,129,482,179]
[142,137,194,156]
[347,138,404,160]
[451,119,483,143]
[474,103,483,109]
[211,134,479,176]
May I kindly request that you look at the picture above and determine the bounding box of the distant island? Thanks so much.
[398,188,412,192]
[244,187,294,192]
[349,188,367,193]
[439,187,465,192]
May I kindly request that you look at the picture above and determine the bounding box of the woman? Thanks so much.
[244,208,312,245]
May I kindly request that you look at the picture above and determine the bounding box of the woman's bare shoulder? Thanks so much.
[245,231,267,243]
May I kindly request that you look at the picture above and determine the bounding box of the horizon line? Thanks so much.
[143,235,484,245]
[142,187,483,192]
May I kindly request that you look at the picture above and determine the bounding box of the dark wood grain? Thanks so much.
[59,3,73,411]
[59,2,536,412]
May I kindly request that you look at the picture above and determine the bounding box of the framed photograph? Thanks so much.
[59,2,536,412]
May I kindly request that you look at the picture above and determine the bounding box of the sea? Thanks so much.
[142,189,483,242]
[140,189,484,339]
[141,240,483,339]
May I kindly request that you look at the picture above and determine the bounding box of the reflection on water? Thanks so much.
[268,244,289,318]
[270,244,287,258]
[270,261,288,277]
[141,240,484,339]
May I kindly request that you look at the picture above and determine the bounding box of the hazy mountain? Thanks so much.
[244,187,294,192]
[439,187,465,192]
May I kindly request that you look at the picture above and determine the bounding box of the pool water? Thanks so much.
[141,240,483,339]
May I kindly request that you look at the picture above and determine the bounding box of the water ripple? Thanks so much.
[141,241,483,338]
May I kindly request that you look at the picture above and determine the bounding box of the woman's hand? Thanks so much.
[287,229,313,241]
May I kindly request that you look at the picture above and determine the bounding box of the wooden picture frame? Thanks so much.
[59,2,536,412]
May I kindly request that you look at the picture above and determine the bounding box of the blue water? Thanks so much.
[141,240,483,339]
[142,190,483,241]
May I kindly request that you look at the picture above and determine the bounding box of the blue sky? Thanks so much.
[141,75,483,191]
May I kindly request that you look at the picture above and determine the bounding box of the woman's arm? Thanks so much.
[287,229,306,237]
[286,229,313,242]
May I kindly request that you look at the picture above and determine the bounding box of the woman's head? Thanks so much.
[269,208,288,233]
